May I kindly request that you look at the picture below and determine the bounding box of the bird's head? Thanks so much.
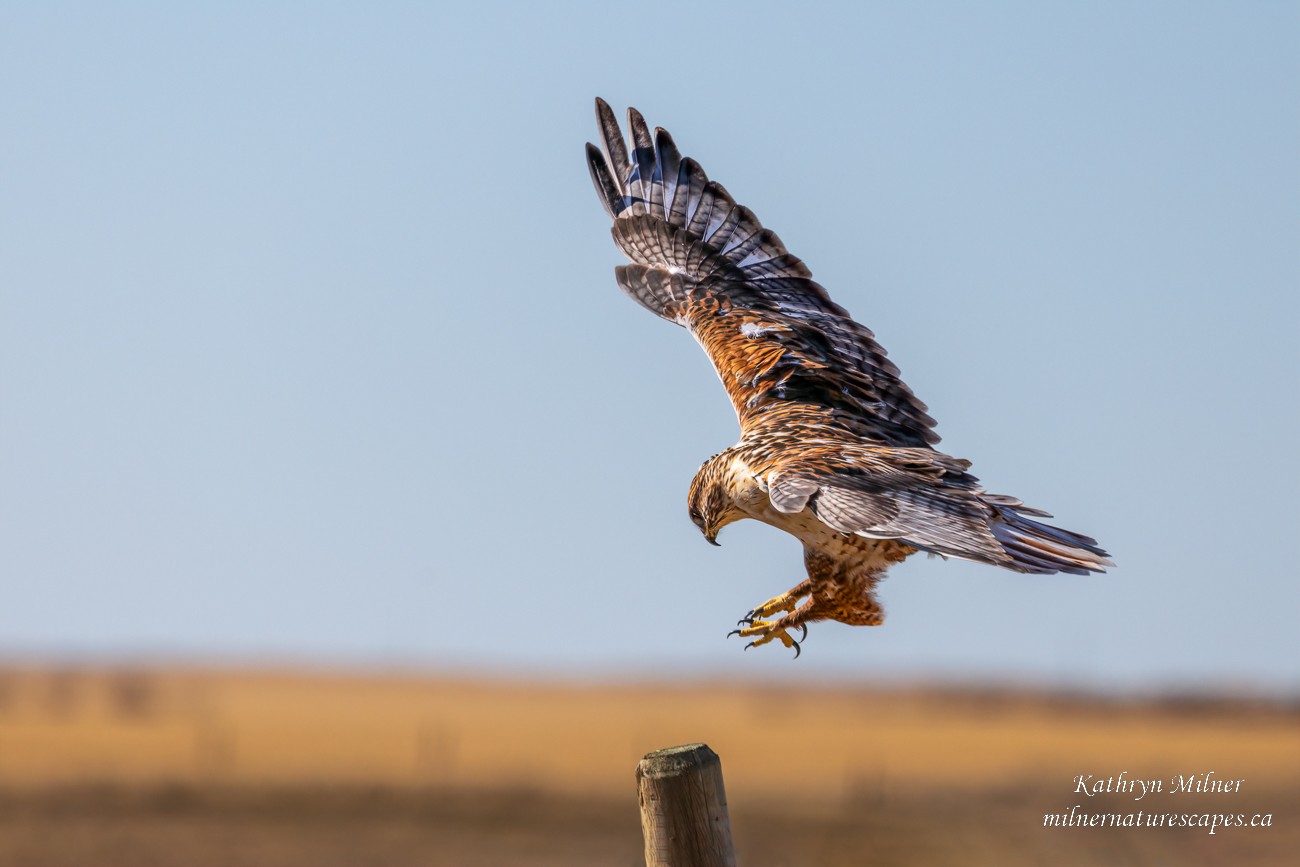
[687,454,743,546]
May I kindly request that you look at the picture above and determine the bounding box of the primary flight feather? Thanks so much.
[586,99,1112,656]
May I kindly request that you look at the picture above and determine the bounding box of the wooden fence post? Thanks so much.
[637,743,737,867]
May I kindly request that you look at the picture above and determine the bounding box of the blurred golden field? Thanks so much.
[0,666,1295,866]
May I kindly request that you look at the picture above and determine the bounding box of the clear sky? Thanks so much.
[2,2,1297,691]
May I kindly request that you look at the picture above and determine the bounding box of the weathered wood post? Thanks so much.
[637,743,737,867]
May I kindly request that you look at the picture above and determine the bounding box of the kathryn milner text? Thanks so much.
[1073,771,1245,802]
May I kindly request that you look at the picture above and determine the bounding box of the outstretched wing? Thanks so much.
[586,99,938,448]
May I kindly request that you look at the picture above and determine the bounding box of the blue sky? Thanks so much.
[2,2,1297,690]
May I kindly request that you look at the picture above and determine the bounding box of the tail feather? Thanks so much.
[987,499,1113,575]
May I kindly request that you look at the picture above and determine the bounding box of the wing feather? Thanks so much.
[739,254,812,279]
[667,157,697,226]
[586,100,937,447]
[754,447,1109,572]
[585,143,622,220]
[655,128,682,221]
[627,107,659,218]
[593,99,635,213]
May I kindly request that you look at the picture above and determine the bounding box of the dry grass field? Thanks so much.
[0,666,1294,866]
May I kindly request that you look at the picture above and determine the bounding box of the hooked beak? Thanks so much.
[705,531,720,547]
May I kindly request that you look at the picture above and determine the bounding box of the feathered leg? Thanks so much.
[729,548,892,656]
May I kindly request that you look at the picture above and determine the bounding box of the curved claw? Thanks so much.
[727,629,742,639]
[797,623,808,642]
[736,617,754,627]
[791,639,802,659]
[744,641,756,652]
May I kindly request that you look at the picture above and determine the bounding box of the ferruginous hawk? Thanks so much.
[585,99,1112,656]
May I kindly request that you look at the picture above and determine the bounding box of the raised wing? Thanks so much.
[587,98,938,447]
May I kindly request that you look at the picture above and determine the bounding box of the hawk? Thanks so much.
[585,99,1111,656]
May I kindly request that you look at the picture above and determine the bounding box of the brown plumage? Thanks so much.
[587,99,1112,655]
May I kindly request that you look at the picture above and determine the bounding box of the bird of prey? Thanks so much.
[585,99,1111,656]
